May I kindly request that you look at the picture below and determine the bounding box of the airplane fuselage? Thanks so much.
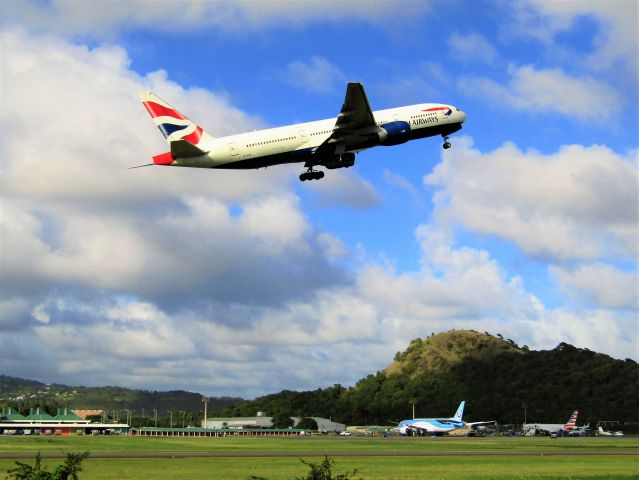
[159,104,466,169]
[398,418,465,435]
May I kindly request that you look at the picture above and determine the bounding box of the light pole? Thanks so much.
[153,408,158,428]
[521,403,528,432]
[181,411,185,428]
[123,409,130,426]
[410,399,417,420]
[169,411,173,428]
[202,397,209,429]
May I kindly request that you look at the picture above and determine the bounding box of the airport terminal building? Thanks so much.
[0,407,128,435]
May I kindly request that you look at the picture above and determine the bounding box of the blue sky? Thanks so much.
[0,1,637,399]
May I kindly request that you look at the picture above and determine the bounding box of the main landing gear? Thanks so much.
[299,169,324,181]
[442,134,452,149]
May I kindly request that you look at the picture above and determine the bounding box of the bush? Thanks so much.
[251,456,360,480]
[6,451,90,480]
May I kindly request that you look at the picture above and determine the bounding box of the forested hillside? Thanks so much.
[0,375,240,416]
[224,330,639,427]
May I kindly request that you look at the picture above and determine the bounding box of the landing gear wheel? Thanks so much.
[443,141,451,149]
[299,169,324,181]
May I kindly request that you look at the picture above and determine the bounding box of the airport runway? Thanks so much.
[1,449,637,459]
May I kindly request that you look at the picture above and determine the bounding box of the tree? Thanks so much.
[296,416,318,431]
[6,451,90,480]
[271,414,294,429]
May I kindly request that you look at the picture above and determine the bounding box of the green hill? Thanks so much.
[385,330,523,376]
[0,375,241,418]
[225,330,639,428]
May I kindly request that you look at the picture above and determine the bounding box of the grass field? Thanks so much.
[0,436,637,479]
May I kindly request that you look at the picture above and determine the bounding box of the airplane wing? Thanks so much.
[312,82,377,160]
[466,421,496,427]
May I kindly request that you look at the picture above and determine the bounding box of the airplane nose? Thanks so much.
[459,110,467,123]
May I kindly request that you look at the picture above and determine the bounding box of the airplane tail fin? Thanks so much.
[139,91,214,151]
[453,401,465,422]
[564,410,578,429]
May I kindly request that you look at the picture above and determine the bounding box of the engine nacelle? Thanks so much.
[377,121,411,146]
[323,152,355,169]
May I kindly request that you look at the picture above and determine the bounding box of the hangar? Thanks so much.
[202,413,346,433]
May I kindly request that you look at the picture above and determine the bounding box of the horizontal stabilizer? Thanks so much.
[171,140,207,158]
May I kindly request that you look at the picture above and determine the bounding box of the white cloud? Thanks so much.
[0,27,636,398]
[448,32,498,63]
[2,1,427,37]
[306,169,381,208]
[523,308,638,361]
[283,56,348,94]
[512,1,638,72]
[551,263,638,310]
[425,137,638,261]
[458,64,621,121]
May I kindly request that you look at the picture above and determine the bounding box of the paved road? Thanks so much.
[1,449,637,459]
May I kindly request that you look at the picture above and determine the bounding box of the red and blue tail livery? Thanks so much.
[139,92,209,146]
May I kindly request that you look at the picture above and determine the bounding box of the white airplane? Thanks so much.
[397,401,494,436]
[598,426,623,436]
[137,82,467,181]
[524,410,580,435]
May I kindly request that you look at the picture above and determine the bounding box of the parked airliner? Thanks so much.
[523,410,581,435]
[397,401,494,436]
[138,82,466,181]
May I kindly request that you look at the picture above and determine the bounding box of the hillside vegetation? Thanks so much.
[225,330,638,427]
[385,330,522,376]
[0,375,240,417]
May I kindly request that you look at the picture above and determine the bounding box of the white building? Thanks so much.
[202,413,345,432]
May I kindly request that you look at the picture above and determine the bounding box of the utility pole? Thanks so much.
[202,397,209,429]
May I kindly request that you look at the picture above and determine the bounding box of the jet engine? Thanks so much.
[377,121,411,146]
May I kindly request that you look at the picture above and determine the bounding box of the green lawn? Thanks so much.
[0,435,636,453]
[1,436,636,479]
